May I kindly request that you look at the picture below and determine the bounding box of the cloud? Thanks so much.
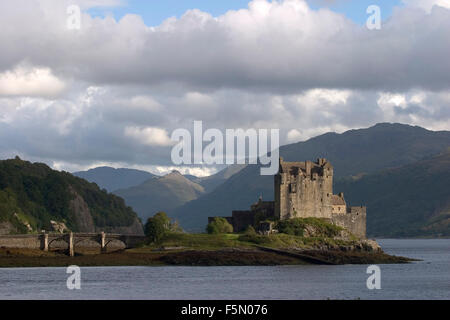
[1,0,450,92]
[287,129,303,143]
[128,95,162,112]
[0,0,449,173]
[52,160,216,177]
[402,0,450,12]
[1,84,449,173]
[124,126,173,147]
[0,65,65,97]
[76,0,124,8]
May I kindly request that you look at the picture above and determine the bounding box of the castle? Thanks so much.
[209,158,366,238]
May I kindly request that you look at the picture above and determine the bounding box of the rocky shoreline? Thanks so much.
[0,244,414,268]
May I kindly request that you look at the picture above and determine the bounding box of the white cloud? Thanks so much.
[296,89,352,109]
[184,92,216,109]
[1,0,449,92]
[75,0,124,8]
[377,93,407,112]
[129,95,162,112]
[0,65,65,97]
[151,165,217,177]
[287,129,303,143]
[124,126,173,147]
[52,160,217,177]
[402,0,450,12]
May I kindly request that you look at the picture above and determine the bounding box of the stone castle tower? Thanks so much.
[209,158,367,238]
[275,158,334,220]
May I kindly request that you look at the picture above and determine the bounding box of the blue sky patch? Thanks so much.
[87,0,403,26]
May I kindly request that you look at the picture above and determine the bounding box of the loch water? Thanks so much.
[0,239,448,300]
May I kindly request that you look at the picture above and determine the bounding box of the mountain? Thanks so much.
[281,123,450,178]
[186,164,247,193]
[171,123,450,232]
[73,167,156,192]
[74,165,245,195]
[335,151,450,237]
[73,165,244,222]
[172,165,272,231]
[114,171,206,222]
[0,157,143,235]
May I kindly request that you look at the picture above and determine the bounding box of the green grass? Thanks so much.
[276,217,345,238]
[238,233,357,249]
[141,232,247,250]
[139,230,358,252]
[137,217,361,251]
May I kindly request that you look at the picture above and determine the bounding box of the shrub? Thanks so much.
[244,225,257,235]
[206,217,233,234]
[276,219,305,237]
[276,218,343,238]
[144,212,171,243]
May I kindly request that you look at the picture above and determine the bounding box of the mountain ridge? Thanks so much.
[114,170,206,221]
[335,150,450,237]
[73,166,156,192]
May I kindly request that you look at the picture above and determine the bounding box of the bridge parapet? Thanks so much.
[1,233,146,257]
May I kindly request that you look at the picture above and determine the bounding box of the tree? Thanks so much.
[244,225,257,235]
[206,217,233,234]
[169,219,183,233]
[144,212,171,243]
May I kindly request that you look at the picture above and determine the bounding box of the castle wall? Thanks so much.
[293,174,333,219]
[332,205,347,214]
[276,159,334,220]
[231,211,255,232]
[274,173,283,219]
[207,214,252,233]
[331,207,367,238]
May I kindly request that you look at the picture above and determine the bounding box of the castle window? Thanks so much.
[290,183,296,193]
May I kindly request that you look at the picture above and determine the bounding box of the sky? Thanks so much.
[87,0,402,26]
[0,0,449,176]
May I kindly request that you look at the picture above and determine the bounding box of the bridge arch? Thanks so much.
[47,236,69,250]
[41,232,145,256]
[104,238,127,250]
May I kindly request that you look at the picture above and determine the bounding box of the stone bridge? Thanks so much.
[0,233,146,257]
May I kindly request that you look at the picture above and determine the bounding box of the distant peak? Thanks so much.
[161,170,185,179]
[371,122,425,130]
[84,166,115,172]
